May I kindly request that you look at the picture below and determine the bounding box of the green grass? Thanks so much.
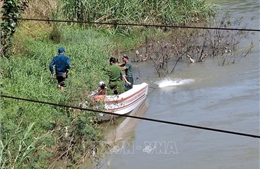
[0,0,216,167]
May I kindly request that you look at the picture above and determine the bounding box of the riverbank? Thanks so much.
[0,0,217,168]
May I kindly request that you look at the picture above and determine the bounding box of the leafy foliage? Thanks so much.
[0,0,28,57]
[61,0,215,27]
[49,25,62,43]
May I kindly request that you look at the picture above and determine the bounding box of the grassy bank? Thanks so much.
[0,0,216,168]
[0,24,167,168]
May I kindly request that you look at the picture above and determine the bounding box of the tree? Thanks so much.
[0,0,28,57]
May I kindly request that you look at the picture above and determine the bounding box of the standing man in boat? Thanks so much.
[49,47,71,91]
[107,57,129,94]
[121,54,133,90]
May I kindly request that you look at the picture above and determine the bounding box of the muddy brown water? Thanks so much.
[97,1,259,169]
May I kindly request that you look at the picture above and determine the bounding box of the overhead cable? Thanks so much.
[1,94,260,139]
[1,17,260,32]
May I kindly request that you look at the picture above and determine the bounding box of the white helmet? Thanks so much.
[99,81,105,87]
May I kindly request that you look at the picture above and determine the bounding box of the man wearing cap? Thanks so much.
[106,57,129,94]
[49,47,71,91]
[121,54,133,90]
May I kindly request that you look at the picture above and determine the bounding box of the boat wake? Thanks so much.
[156,78,194,88]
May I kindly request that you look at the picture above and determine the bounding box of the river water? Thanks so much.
[98,0,260,169]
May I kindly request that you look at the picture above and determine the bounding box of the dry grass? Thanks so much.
[0,1,3,18]
[22,0,57,19]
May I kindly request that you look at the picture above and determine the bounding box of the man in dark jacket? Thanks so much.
[49,47,71,91]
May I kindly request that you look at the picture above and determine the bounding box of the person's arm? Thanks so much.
[66,57,71,74]
[121,74,131,85]
[121,62,130,71]
[49,58,55,78]
[119,63,126,69]
[121,66,126,71]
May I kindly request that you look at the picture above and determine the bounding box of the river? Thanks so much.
[98,0,260,169]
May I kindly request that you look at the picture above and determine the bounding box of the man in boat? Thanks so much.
[107,57,129,94]
[92,81,106,101]
[121,54,133,90]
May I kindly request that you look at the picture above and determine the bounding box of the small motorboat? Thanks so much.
[104,82,149,115]
[82,82,149,121]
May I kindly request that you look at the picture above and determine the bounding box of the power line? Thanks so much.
[1,17,260,32]
[1,94,260,139]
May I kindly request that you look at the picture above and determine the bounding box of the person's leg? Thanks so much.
[60,80,66,91]
[57,76,62,89]
[57,76,66,91]
[125,77,134,90]
[129,77,134,89]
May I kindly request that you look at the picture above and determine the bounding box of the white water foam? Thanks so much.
[156,78,195,88]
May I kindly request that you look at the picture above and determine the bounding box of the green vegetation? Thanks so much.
[61,0,214,25]
[0,0,27,56]
[0,0,215,168]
